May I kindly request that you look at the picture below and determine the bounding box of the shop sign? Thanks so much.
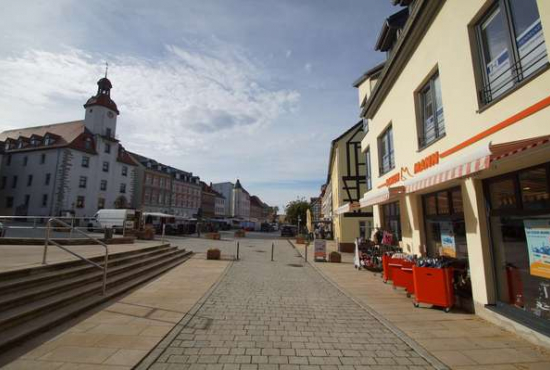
[385,172,401,187]
[525,219,550,279]
[440,221,456,258]
[414,152,440,174]
[314,239,327,261]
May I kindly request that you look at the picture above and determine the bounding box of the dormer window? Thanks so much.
[4,142,10,151]
[84,137,92,150]
[18,141,24,149]
[44,136,53,146]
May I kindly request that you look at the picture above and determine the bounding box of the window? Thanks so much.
[76,196,85,208]
[42,194,48,207]
[476,0,547,105]
[1,177,6,190]
[6,155,11,166]
[104,143,111,154]
[84,137,92,150]
[144,189,151,204]
[100,180,107,191]
[378,125,395,175]
[160,178,165,188]
[23,156,28,166]
[40,153,46,164]
[27,175,33,187]
[45,173,51,185]
[98,197,105,209]
[365,148,372,191]
[106,128,112,138]
[102,161,109,172]
[12,176,18,188]
[120,183,126,193]
[79,176,87,188]
[82,156,89,168]
[6,196,13,208]
[418,73,445,148]
[24,195,30,206]
[122,166,128,176]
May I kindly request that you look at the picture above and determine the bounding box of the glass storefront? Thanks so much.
[381,201,401,241]
[485,162,550,331]
[422,187,472,310]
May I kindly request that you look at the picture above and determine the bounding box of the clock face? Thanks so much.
[107,111,114,118]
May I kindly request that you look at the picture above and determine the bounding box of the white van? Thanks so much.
[91,209,136,230]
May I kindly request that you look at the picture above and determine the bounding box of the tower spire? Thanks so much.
[104,62,109,78]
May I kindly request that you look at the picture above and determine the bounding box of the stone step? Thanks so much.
[0,250,193,352]
[0,248,192,332]
[0,246,181,311]
[0,244,173,293]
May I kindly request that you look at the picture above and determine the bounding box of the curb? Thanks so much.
[287,240,449,370]
[134,259,234,370]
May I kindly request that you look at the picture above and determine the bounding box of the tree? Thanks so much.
[285,198,310,232]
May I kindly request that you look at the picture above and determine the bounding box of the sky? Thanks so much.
[0,0,396,211]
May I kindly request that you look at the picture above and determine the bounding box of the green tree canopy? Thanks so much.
[285,198,310,230]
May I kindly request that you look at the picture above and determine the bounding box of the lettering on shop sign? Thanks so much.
[414,152,440,174]
[385,172,401,187]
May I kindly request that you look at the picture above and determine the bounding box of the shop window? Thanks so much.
[98,197,105,209]
[451,189,463,214]
[437,191,450,214]
[519,167,550,210]
[489,178,517,209]
[378,125,395,175]
[485,163,550,332]
[418,72,445,148]
[476,0,547,105]
[425,195,437,216]
[381,201,401,241]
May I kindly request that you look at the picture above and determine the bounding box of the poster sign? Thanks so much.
[314,240,327,262]
[440,221,456,258]
[525,219,550,279]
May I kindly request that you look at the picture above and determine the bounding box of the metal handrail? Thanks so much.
[42,217,109,295]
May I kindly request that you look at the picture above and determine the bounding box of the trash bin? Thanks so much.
[104,227,114,240]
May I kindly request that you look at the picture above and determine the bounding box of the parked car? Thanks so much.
[280,225,297,237]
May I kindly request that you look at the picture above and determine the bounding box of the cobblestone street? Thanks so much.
[144,236,437,370]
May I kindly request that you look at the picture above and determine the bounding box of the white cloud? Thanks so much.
[304,62,312,73]
[0,43,300,156]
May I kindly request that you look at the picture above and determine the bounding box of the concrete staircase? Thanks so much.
[0,244,193,352]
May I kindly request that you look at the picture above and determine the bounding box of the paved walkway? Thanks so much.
[143,237,440,370]
[2,255,230,370]
[293,241,550,369]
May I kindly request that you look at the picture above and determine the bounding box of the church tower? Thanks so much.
[83,73,119,138]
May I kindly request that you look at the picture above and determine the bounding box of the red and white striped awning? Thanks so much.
[359,186,405,208]
[335,201,361,215]
[404,146,491,193]
[491,135,550,162]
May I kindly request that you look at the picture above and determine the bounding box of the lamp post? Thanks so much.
[298,215,301,235]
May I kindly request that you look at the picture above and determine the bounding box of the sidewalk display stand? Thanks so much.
[382,254,398,282]
[392,260,415,296]
[413,266,454,312]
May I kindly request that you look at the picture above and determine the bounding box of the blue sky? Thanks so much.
[0,0,396,210]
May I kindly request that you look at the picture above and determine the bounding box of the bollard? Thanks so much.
[271,242,274,261]
[236,241,240,260]
[161,224,166,244]
[305,243,308,263]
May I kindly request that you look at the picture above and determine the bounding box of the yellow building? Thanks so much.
[356,0,550,345]
[325,121,373,252]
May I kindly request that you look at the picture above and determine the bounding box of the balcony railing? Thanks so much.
[479,41,548,106]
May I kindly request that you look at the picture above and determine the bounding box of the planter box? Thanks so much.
[206,232,221,240]
[207,249,221,260]
[296,237,306,244]
[329,252,341,263]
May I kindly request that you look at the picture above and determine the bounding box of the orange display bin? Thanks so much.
[392,260,415,296]
[383,255,403,283]
[413,266,454,312]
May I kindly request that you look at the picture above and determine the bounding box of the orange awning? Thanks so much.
[490,135,550,162]
[359,186,405,208]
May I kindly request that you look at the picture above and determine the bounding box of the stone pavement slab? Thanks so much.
[2,255,230,370]
[143,237,442,370]
[292,240,550,369]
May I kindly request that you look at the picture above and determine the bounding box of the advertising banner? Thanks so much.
[440,221,456,258]
[314,239,327,262]
[525,219,550,279]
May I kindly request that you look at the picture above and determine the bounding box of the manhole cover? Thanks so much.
[287,264,303,268]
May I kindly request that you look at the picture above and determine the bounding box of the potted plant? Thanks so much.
[207,248,221,260]
[329,251,341,263]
